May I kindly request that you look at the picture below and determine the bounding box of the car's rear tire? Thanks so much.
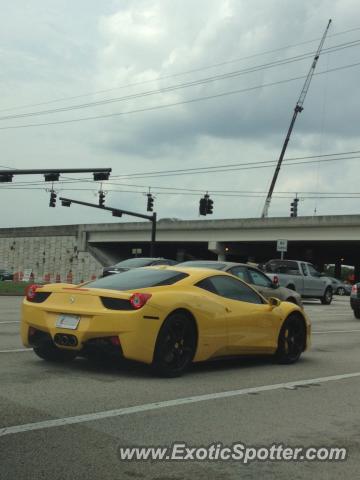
[287,297,298,305]
[33,343,77,362]
[276,314,306,364]
[321,287,333,305]
[354,308,360,319]
[287,284,296,291]
[337,287,345,296]
[152,312,197,377]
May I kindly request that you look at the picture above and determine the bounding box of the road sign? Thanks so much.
[277,239,288,252]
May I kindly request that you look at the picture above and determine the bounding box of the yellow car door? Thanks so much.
[201,275,278,355]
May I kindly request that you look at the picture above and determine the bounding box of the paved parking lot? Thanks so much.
[0,295,359,479]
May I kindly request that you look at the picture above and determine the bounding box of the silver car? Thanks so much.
[326,276,351,296]
[177,261,303,307]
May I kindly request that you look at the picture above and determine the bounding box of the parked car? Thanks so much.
[0,269,13,281]
[102,257,177,277]
[262,259,333,304]
[176,260,303,307]
[350,283,360,319]
[21,266,311,377]
[325,277,351,296]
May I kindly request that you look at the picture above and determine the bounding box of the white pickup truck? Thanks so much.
[263,259,333,304]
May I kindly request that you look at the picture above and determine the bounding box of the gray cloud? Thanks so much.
[0,0,359,227]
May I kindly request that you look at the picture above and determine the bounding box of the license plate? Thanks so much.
[56,314,80,330]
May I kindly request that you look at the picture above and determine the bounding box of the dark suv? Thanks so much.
[101,257,177,277]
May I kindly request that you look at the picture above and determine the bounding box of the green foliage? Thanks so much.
[0,281,30,295]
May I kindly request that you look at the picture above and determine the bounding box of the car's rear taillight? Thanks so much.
[129,292,152,309]
[25,284,42,301]
[273,275,279,286]
[351,284,358,295]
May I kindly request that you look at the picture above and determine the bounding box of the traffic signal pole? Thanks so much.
[59,197,157,256]
[151,212,157,257]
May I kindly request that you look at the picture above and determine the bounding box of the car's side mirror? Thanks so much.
[268,297,281,308]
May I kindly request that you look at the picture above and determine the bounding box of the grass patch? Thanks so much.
[0,281,31,296]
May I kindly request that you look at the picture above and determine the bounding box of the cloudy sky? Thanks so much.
[1,0,359,227]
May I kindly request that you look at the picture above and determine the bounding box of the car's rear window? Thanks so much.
[177,262,226,270]
[264,260,300,275]
[113,258,155,268]
[87,268,188,291]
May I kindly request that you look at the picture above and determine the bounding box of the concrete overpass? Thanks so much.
[83,214,360,278]
[1,214,360,281]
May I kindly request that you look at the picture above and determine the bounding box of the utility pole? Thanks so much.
[261,19,332,218]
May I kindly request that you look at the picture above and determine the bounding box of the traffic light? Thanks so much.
[206,197,214,215]
[199,196,207,215]
[49,191,57,207]
[199,194,214,216]
[147,194,154,212]
[99,191,105,207]
[290,197,299,217]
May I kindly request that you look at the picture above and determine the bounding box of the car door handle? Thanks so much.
[225,307,232,313]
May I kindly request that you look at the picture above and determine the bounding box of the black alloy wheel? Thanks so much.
[276,315,306,364]
[153,312,197,377]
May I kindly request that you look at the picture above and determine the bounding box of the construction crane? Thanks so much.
[261,19,332,218]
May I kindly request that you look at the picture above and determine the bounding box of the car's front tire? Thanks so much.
[33,343,77,362]
[354,308,360,319]
[276,314,306,364]
[321,287,333,305]
[152,311,197,377]
[337,287,345,296]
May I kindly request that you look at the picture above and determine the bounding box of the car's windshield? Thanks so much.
[87,268,188,290]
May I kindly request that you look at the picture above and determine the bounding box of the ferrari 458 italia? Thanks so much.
[21,267,311,376]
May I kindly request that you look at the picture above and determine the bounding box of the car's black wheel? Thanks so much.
[33,343,77,362]
[354,308,360,319]
[321,287,333,305]
[276,315,306,364]
[287,284,296,291]
[287,297,298,305]
[152,312,197,377]
[337,287,345,296]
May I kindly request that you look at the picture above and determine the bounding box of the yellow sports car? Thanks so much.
[21,266,311,377]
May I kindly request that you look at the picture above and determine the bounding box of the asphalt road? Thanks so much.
[0,295,359,479]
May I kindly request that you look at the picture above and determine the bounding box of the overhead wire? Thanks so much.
[1,151,359,188]
[1,39,359,122]
[1,24,360,114]
[0,60,359,131]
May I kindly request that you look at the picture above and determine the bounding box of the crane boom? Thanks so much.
[261,19,332,218]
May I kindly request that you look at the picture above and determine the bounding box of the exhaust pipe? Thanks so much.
[54,333,78,347]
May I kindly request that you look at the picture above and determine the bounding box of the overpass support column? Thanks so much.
[208,241,226,261]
